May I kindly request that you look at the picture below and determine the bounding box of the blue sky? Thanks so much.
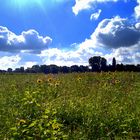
[0,0,140,69]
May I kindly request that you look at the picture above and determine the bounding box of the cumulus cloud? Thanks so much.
[0,55,21,70]
[40,46,103,66]
[90,9,102,20]
[0,26,52,53]
[105,44,140,64]
[72,16,140,50]
[56,16,140,65]
[135,0,140,20]
[23,61,38,69]
[72,0,119,15]
[91,16,140,48]
[135,23,140,29]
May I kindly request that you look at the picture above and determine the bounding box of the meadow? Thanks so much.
[0,72,140,140]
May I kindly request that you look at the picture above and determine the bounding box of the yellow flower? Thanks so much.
[55,81,60,87]
[108,72,111,75]
[37,79,43,84]
[18,119,26,125]
[77,77,82,81]
[115,80,120,84]
[47,77,53,83]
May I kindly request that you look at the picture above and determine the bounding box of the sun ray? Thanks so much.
[9,0,45,10]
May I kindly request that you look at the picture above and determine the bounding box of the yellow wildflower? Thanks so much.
[18,119,26,125]
[47,77,53,83]
[115,80,121,84]
[55,81,60,87]
[77,77,82,81]
[37,79,43,84]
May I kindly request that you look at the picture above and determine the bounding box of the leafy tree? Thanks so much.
[89,56,107,72]
[7,68,12,73]
[31,65,41,73]
[70,65,80,72]
[89,56,101,71]
[40,65,50,74]
[60,66,70,73]
[49,65,59,74]
[101,57,107,71]
[116,63,124,71]
[79,65,89,72]
[14,67,24,73]
[112,57,116,71]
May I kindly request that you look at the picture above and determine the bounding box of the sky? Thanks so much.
[0,0,140,70]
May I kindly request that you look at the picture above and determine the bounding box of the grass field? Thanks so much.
[0,72,140,139]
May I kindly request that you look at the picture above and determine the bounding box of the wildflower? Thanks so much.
[18,119,26,125]
[37,79,43,84]
[115,80,120,84]
[47,77,53,83]
[77,77,82,81]
[55,81,60,87]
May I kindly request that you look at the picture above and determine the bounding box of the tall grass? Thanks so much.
[0,72,140,139]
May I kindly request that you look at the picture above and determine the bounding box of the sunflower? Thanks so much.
[55,81,60,87]
[47,77,53,83]
[37,79,43,84]
[77,77,82,81]
[18,119,26,125]
[115,79,121,84]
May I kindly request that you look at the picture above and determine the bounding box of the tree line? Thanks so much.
[2,56,140,74]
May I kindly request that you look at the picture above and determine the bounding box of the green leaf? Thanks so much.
[42,115,48,119]
[28,120,37,128]
[22,128,28,133]
[13,132,18,136]
[10,127,17,131]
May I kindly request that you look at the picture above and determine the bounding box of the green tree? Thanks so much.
[89,56,107,72]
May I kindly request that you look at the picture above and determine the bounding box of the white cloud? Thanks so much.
[72,0,119,15]
[23,61,38,69]
[90,9,102,20]
[105,44,140,64]
[135,23,140,29]
[0,26,52,53]
[49,15,140,65]
[39,15,140,66]
[0,55,21,70]
[135,0,140,20]
[73,16,140,51]
[91,16,140,48]
[40,45,103,66]
[3,14,140,69]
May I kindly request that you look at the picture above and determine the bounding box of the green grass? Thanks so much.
[0,72,140,139]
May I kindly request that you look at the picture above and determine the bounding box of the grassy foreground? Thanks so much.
[0,72,140,139]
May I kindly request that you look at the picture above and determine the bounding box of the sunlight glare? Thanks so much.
[10,0,46,9]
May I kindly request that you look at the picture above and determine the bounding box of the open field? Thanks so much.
[0,72,140,139]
